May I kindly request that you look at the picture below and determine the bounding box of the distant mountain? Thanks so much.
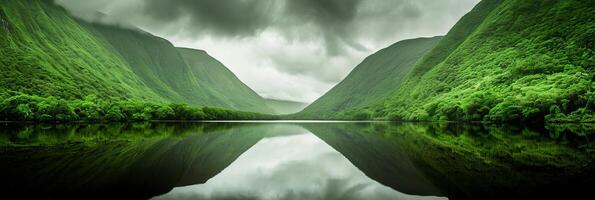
[0,0,272,113]
[265,99,309,115]
[299,37,442,119]
[300,0,593,123]
[177,48,272,113]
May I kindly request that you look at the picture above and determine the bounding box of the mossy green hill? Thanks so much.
[300,0,594,123]
[177,48,272,112]
[0,0,271,114]
[299,37,442,119]
[0,0,158,101]
[383,0,594,123]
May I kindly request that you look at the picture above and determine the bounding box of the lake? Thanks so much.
[0,122,593,200]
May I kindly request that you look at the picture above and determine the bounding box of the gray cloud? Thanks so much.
[141,0,368,55]
[55,0,371,55]
[282,0,365,55]
[141,0,277,37]
[54,0,480,102]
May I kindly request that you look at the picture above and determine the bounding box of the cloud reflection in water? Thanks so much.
[154,132,446,200]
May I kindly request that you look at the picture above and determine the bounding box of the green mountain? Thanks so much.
[299,37,442,119]
[265,98,309,115]
[383,0,593,123]
[301,0,594,123]
[177,48,272,113]
[0,0,160,100]
[0,0,271,114]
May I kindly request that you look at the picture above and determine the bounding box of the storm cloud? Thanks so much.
[55,0,480,102]
[142,0,276,37]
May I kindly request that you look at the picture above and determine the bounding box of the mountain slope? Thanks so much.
[177,48,272,113]
[264,98,309,115]
[382,0,594,122]
[299,37,442,119]
[85,24,271,113]
[0,0,162,100]
[0,0,272,114]
[83,22,200,104]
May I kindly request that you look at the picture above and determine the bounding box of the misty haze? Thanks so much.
[0,0,593,200]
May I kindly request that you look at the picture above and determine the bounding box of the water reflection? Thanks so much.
[155,130,444,200]
[305,123,595,200]
[0,122,593,200]
[0,122,270,199]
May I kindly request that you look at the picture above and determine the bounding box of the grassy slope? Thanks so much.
[264,98,309,115]
[382,0,594,122]
[177,48,272,113]
[298,37,442,119]
[0,0,272,113]
[0,0,162,101]
[83,22,199,103]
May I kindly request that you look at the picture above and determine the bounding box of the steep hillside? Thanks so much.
[85,24,271,113]
[0,0,272,114]
[0,0,162,100]
[264,99,309,115]
[299,37,442,119]
[382,0,594,123]
[177,48,272,113]
[83,22,201,104]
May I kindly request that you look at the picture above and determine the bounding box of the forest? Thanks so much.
[0,93,277,122]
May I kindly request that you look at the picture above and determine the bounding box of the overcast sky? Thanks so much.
[55,0,480,103]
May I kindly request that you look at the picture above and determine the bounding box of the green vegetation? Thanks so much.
[298,37,442,119]
[305,122,595,199]
[300,0,594,123]
[2,0,593,123]
[383,0,594,123]
[84,23,273,113]
[0,93,277,122]
[264,98,309,115]
[177,48,272,113]
[0,0,273,121]
[0,0,160,100]
[0,123,268,199]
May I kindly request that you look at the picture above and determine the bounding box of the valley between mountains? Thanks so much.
[0,0,592,123]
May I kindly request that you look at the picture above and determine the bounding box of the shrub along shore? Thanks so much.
[0,93,278,122]
[1,92,592,123]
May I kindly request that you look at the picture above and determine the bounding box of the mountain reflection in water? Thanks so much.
[0,122,593,200]
[155,131,444,200]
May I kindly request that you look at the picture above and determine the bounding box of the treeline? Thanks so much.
[0,93,278,122]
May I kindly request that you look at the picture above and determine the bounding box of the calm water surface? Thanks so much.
[0,122,593,200]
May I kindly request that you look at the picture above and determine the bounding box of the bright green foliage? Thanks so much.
[0,94,277,122]
[382,0,594,123]
[410,0,503,77]
[0,0,161,100]
[85,24,272,113]
[303,0,594,123]
[0,0,273,118]
[298,37,442,119]
[83,22,198,103]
